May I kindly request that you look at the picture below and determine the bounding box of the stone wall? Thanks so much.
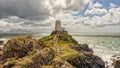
[55,20,64,31]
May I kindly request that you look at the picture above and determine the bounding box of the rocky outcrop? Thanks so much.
[50,31,105,68]
[70,44,93,53]
[2,36,42,59]
[49,59,73,68]
[25,48,55,68]
[0,31,105,68]
[51,31,78,44]
[2,47,55,68]
[69,44,104,68]
[114,60,120,68]
[66,53,105,68]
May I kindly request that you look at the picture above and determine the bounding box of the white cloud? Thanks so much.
[85,8,107,15]
[85,2,108,15]
[89,2,103,9]
[0,0,120,34]
[110,3,117,8]
[82,5,120,27]
[45,0,91,15]
[0,21,9,27]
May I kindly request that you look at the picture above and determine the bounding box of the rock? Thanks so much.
[3,62,15,68]
[69,44,104,68]
[50,59,73,68]
[2,36,42,59]
[0,49,3,60]
[0,41,4,45]
[114,60,120,68]
[66,53,105,68]
[41,31,105,68]
[0,30,106,68]
[70,44,93,53]
[25,48,55,68]
[51,31,78,44]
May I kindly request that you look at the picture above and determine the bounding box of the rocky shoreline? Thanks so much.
[0,31,119,68]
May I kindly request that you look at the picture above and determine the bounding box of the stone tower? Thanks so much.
[55,20,64,31]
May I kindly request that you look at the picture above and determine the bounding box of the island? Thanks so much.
[0,20,119,68]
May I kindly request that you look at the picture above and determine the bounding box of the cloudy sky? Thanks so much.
[0,0,120,35]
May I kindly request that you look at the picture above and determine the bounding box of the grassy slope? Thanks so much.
[39,31,80,61]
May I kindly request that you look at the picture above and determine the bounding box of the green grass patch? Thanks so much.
[40,66,55,68]
[28,50,36,56]
[60,49,79,61]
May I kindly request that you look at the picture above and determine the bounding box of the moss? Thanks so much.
[38,31,74,47]
[11,61,17,65]
[6,61,17,67]
[61,49,79,61]
[39,35,54,42]
[40,66,55,68]
[58,32,73,44]
[28,50,36,56]
[21,63,26,68]
[39,35,55,46]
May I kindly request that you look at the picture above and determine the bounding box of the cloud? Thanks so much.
[45,0,87,15]
[85,8,107,15]
[78,4,120,28]
[110,3,117,8]
[0,0,50,20]
[0,0,119,34]
[0,0,89,20]
[89,2,103,9]
[0,16,54,32]
[0,0,90,32]
[85,2,107,15]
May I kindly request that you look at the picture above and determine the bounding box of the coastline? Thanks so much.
[0,35,120,68]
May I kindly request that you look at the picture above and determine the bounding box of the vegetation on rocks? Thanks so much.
[0,31,105,68]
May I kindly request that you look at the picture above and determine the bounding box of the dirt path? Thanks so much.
[53,33,61,53]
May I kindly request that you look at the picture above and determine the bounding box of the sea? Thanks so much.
[0,33,120,67]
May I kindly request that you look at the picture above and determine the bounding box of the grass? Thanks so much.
[38,31,80,62]
[58,32,73,44]
[28,50,36,56]
[40,66,55,68]
[39,35,55,47]
[60,48,79,61]
[21,64,26,68]
[8,61,17,66]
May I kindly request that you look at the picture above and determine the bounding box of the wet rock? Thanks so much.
[114,60,120,68]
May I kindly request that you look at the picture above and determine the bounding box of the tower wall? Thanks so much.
[55,20,64,31]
